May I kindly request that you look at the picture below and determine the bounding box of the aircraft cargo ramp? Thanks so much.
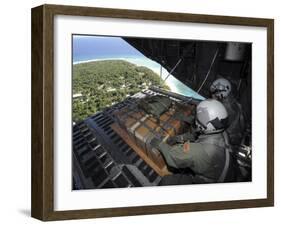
[72,88,198,190]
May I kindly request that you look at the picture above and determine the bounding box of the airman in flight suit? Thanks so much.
[210,78,245,146]
[151,99,234,185]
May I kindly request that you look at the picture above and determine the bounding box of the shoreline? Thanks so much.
[73,57,164,76]
[73,57,204,100]
[73,57,148,65]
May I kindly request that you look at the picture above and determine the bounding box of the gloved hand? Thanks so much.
[150,137,161,149]
[167,136,178,145]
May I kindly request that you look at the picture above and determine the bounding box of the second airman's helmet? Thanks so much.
[210,78,232,100]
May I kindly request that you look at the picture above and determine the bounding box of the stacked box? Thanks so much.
[113,103,191,169]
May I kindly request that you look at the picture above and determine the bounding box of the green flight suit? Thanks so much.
[167,130,196,145]
[222,96,245,145]
[158,133,228,182]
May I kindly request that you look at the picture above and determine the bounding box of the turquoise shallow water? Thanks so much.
[118,58,204,100]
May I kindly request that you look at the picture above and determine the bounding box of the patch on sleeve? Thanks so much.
[183,142,190,153]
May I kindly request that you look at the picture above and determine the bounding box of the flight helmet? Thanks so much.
[196,99,228,134]
[210,78,232,100]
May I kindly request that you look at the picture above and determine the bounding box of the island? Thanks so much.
[73,60,169,122]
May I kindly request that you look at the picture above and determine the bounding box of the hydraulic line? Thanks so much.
[196,48,219,93]
[163,58,182,82]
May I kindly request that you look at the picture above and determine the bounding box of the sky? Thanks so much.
[73,35,145,62]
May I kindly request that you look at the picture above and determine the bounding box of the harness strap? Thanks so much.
[218,132,231,182]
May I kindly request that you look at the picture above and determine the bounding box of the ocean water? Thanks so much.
[73,35,204,100]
